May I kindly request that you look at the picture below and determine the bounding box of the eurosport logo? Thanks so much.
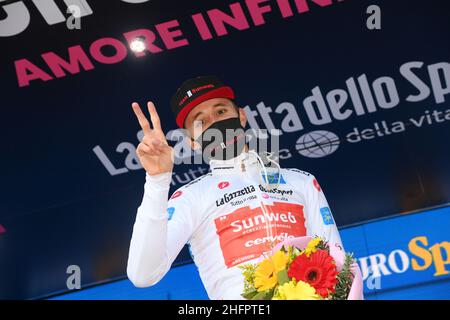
[356,235,450,290]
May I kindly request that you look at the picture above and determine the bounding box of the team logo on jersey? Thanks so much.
[167,207,175,220]
[261,173,286,184]
[313,178,321,192]
[215,185,256,207]
[218,181,230,189]
[320,207,334,225]
[258,185,293,196]
[214,202,306,268]
[171,190,182,199]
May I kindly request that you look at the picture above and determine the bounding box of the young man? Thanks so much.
[127,75,343,300]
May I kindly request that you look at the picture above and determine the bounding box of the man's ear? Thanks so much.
[238,108,247,128]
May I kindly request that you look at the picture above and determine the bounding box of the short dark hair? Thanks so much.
[230,99,240,111]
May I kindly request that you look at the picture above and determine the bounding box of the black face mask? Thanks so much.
[196,117,246,162]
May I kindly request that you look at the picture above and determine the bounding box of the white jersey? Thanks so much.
[127,151,343,300]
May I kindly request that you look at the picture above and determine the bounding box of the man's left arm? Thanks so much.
[304,174,344,249]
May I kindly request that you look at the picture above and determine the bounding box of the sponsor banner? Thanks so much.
[341,205,450,298]
[214,202,306,267]
[0,0,449,225]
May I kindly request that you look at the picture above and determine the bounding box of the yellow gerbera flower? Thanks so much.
[254,251,288,292]
[303,237,322,257]
[273,280,322,300]
[272,250,288,273]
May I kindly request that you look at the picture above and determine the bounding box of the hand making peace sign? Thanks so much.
[132,101,174,176]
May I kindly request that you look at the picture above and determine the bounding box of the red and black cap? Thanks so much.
[170,75,235,128]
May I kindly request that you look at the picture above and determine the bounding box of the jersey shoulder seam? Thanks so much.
[284,167,314,179]
[180,172,212,191]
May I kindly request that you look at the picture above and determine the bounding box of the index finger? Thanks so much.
[131,102,151,135]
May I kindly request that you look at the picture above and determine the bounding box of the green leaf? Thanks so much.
[330,253,355,300]
[242,289,258,300]
[251,289,273,300]
[277,269,290,285]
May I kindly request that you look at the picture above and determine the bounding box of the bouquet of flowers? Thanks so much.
[239,236,363,300]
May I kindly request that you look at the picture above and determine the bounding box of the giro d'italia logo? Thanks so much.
[296,130,340,158]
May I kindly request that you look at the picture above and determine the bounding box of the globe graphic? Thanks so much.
[295,130,340,158]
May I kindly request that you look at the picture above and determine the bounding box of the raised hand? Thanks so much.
[132,101,174,176]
